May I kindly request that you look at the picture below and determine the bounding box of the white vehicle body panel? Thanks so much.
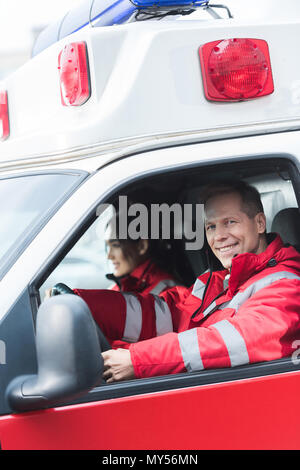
[2,17,300,166]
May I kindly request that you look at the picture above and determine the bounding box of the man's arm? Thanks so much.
[74,285,190,343]
[129,278,300,379]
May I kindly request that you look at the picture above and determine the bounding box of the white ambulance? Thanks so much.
[0,0,300,449]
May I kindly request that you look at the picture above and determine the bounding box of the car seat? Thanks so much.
[271,207,300,250]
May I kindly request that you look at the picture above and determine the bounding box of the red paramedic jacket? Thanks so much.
[107,259,177,295]
[74,235,300,379]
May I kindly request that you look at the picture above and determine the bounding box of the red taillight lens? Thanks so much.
[0,91,9,141]
[199,38,274,101]
[58,42,91,106]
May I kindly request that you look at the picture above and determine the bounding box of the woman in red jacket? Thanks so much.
[105,213,179,296]
[102,209,181,350]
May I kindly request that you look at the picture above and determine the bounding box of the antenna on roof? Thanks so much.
[204,3,233,19]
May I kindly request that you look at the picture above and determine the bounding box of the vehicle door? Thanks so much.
[1,135,300,450]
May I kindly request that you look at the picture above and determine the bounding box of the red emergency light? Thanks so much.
[0,91,9,141]
[199,38,274,101]
[58,42,91,106]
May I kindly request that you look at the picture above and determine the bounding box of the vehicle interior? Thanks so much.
[29,152,300,406]
[39,155,300,300]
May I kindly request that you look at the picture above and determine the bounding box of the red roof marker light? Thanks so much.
[58,42,91,106]
[0,91,9,141]
[199,38,274,101]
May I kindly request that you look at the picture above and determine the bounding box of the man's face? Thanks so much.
[204,191,267,270]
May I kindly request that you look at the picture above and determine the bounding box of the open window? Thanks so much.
[32,154,300,406]
[39,155,299,296]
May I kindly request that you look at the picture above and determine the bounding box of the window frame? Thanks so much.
[26,151,300,410]
[0,170,89,281]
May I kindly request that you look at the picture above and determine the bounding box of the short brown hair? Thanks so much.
[200,180,264,218]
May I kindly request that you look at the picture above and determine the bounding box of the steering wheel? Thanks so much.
[50,283,111,352]
[51,282,75,296]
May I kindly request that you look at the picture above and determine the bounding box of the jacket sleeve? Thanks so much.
[73,284,191,343]
[129,278,300,378]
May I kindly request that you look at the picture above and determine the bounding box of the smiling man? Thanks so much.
[74,181,300,382]
[203,181,268,269]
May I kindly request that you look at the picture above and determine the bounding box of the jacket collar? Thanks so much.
[227,233,284,294]
[106,259,152,288]
[128,259,152,281]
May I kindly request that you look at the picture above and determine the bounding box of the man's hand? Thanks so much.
[102,348,135,383]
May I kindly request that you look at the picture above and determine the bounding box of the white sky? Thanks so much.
[0,0,82,52]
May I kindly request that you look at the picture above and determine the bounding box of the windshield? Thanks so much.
[0,171,86,278]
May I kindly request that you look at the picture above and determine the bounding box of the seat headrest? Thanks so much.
[271,207,300,246]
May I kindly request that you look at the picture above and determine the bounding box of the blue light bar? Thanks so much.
[132,0,208,7]
[32,0,209,57]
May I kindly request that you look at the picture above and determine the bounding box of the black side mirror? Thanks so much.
[6,294,103,412]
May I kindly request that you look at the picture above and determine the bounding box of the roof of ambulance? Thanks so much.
[2,0,300,172]
[31,0,300,57]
